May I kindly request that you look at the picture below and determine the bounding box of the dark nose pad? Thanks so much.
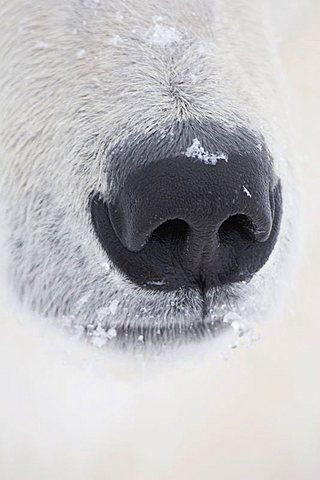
[91,153,282,291]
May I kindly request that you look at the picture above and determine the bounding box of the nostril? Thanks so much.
[151,219,189,246]
[218,214,256,244]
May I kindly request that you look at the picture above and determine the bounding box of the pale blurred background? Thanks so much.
[0,2,319,479]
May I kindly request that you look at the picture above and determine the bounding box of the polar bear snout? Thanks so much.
[91,136,282,293]
[0,2,300,345]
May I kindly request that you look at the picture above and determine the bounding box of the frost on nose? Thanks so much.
[183,138,229,166]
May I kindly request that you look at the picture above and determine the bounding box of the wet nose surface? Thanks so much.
[91,152,282,291]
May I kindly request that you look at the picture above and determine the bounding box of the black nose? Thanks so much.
[91,149,282,291]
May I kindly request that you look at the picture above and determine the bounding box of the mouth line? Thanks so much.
[73,272,242,350]
[82,313,230,350]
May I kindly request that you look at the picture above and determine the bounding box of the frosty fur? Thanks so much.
[0,0,300,349]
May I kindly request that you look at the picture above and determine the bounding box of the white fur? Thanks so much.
[0,0,300,350]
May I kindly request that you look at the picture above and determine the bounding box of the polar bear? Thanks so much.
[0,0,299,350]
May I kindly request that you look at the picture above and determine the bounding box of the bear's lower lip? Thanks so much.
[83,316,229,349]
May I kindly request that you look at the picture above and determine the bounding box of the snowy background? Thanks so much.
[0,2,320,479]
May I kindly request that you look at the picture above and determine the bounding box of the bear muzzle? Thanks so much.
[90,129,282,293]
